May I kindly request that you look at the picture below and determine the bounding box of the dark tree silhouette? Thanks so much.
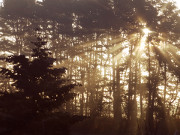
[0,31,77,134]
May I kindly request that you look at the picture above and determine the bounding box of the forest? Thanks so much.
[0,0,180,135]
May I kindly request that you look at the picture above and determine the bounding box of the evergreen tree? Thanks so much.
[0,31,77,134]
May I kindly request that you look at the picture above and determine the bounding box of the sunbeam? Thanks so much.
[173,0,180,9]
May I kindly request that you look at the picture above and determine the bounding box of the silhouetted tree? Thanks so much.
[0,31,77,134]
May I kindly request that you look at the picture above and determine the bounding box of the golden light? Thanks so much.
[173,0,180,9]
[36,0,43,2]
[142,28,151,35]
[139,36,146,50]
[138,28,151,51]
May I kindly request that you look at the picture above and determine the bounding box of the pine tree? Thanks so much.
[0,31,77,134]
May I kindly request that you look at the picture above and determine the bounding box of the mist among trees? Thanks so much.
[0,0,180,135]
